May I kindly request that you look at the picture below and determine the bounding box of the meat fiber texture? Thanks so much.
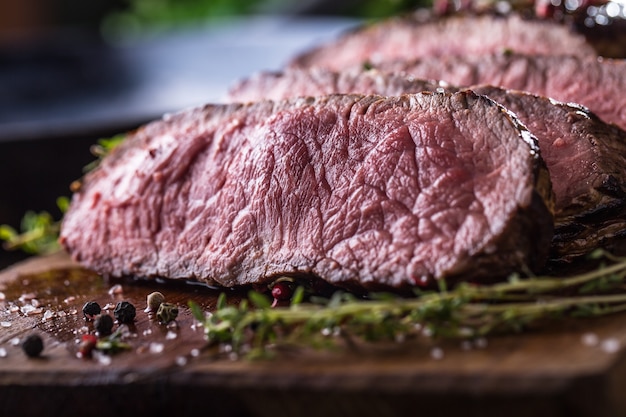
[368,54,626,132]
[60,92,553,291]
[287,13,596,70]
[225,67,626,261]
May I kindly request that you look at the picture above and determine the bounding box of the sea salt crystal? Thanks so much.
[190,348,200,357]
[1,321,11,328]
[149,342,164,354]
[64,296,76,304]
[20,305,43,316]
[10,337,20,346]
[0,292,5,301]
[175,356,188,366]
[165,331,178,340]
[143,329,153,336]
[601,338,621,354]
[581,332,599,347]
[42,310,55,321]
[108,284,123,295]
[95,352,112,366]
[19,292,36,302]
[0,347,6,357]
[430,347,444,360]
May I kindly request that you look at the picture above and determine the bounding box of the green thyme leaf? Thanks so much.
[83,134,126,172]
[194,251,626,360]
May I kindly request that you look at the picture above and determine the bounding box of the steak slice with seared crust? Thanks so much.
[372,53,626,131]
[471,86,626,260]
[227,67,445,103]
[287,13,596,71]
[60,92,553,291]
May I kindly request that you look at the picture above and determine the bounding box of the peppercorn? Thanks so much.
[94,314,114,336]
[77,334,98,359]
[113,301,136,324]
[82,301,101,320]
[271,281,293,301]
[156,302,179,324]
[21,333,44,358]
[146,291,165,312]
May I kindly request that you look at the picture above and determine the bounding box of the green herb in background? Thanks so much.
[0,197,69,255]
[0,134,124,255]
[100,0,430,41]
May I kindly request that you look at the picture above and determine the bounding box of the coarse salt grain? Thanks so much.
[430,347,444,360]
[1,321,11,328]
[149,342,164,354]
[19,292,36,302]
[175,356,188,366]
[20,305,43,316]
[581,332,599,347]
[190,348,200,357]
[0,292,5,300]
[95,352,112,366]
[0,347,6,357]
[165,331,178,340]
[108,284,123,295]
[601,338,621,354]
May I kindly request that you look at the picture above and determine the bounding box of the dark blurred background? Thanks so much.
[0,0,428,269]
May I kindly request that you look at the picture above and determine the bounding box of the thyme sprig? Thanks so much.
[0,135,125,255]
[190,250,626,359]
[0,197,69,255]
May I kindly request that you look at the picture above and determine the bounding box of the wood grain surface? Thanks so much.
[2,252,626,417]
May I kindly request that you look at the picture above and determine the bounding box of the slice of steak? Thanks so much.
[225,66,626,260]
[287,13,596,71]
[373,53,626,131]
[60,92,553,291]
[471,86,626,260]
[227,68,446,103]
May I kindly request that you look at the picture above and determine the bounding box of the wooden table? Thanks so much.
[1,252,626,417]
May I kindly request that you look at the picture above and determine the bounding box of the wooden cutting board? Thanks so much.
[1,252,626,417]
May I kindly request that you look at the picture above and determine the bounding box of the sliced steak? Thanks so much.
[226,67,626,260]
[471,86,626,260]
[60,92,553,291]
[227,68,445,103]
[372,53,626,131]
[288,13,596,70]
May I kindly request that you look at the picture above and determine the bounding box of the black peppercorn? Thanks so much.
[94,314,114,336]
[22,333,44,358]
[114,301,136,324]
[82,301,101,320]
